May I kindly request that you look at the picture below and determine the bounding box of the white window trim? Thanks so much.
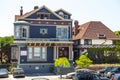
[27,47,47,61]
[56,25,68,38]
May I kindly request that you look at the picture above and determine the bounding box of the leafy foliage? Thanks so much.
[75,52,93,68]
[114,30,120,37]
[54,57,70,68]
[0,36,13,64]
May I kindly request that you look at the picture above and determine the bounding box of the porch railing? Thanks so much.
[14,38,73,43]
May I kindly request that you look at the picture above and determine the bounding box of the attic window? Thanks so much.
[98,34,106,39]
[64,15,68,19]
[37,12,50,19]
[58,11,64,17]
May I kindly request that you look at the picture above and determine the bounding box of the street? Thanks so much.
[0,75,72,80]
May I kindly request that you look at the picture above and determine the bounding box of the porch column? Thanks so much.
[17,46,21,68]
[54,46,57,60]
[69,46,73,60]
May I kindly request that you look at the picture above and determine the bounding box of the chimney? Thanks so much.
[74,20,79,35]
[20,6,23,16]
[34,6,38,10]
[74,20,79,28]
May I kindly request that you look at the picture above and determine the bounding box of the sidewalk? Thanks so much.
[29,75,72,80]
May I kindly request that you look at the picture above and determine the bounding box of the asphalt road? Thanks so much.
[0,75,72,80]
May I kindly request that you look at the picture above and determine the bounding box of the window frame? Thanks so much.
[84,39,92,45]
[37,12,50,19]
[11,47,18,59]
[56,26,68,38]
[27,47,47,61]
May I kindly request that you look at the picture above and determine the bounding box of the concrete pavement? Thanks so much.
[0,74,72,80]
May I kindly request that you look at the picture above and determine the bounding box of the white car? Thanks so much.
[66,72,76,79]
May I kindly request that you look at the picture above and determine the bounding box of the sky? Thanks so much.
[0,0,120,37]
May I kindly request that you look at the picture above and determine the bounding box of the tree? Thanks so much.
[75,52,93,68]
[0,36,13,64]
[54,57,70,79]
[114,30,120,37]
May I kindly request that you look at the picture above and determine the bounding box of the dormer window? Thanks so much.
[37,12,50,19]
[64,15,68,19]
[58,11,64,17]
[98,34,106,39]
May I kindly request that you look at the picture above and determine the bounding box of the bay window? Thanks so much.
[28,47,47,61]
[56,26,68,38]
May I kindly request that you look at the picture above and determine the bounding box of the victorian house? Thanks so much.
[72,21,120,62]
[11,5,73,74]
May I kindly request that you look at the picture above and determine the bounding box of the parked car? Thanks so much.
[110,73,120,80]
[72,72,102,80]
[100,77,109,80]
[106,67,120,78]
[97,66,114,77]
[66,72,76,79]
[66,69,95,79]
[72,68,102,80]
[11,68,25,78]
[0,68,8,78]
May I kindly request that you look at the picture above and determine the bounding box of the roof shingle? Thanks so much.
[72,21,120,40]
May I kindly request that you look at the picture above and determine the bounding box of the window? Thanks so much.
[42,47,47,60]
[58,11,64,17]
[15,26,28,39]
[37,12,50,19]
[64,15,68,19]
[34,47,40,59]
[84,39,92,45]
[40,28,48,35]
[22,28,27,37]
[28,47,47,61]
[58,47,69,58]
[56,27,68,38]
[98,34,106,39]
[15,27,20,38]
[11,47,18,59]
[28,47,32,59]
[74,39,80,45]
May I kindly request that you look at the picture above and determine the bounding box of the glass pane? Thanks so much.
[42,47,46,52]
[34,47,40,57]
[28,53,32,59]
[29,47,32,52]
[42,47,47,60]
[28,47,32,59]
[57,28,61,38]
[62,28,67,38]
[42,53,46,59]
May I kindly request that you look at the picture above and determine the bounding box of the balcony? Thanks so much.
[14,38,73,44]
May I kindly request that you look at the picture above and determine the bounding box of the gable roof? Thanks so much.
[15,5,64,21]
[55,8,72,15]
[72,21,120,40]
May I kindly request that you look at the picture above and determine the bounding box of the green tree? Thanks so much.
[54,57,70,79]
[75,52,93,68]
[114,30,120,37]
[0,36,13,64]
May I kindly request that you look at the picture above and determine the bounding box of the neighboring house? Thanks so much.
[11,5,73,74]
[72,21,120,61]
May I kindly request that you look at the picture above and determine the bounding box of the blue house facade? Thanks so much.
[11,6,73,74]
